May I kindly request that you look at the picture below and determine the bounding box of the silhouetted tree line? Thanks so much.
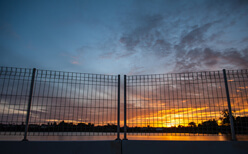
[1,109,247,134]
[0,121,117,132]
[125,109,248,134]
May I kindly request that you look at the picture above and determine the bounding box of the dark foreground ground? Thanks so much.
[0,140,248,154]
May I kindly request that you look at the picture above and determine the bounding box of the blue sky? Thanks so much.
[0,0,248,75]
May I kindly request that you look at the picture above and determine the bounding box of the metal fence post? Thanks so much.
[116,74,120,140]
[22,68,36,141]
[223,69,236,141]
[123,75,127,140]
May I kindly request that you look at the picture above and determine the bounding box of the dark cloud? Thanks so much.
[173,47,248,72]
[222,49,248,68]
[151,39,171,57]
[180,21,219,47]
[119,36,139,56]
[208,31,224,42]
[119,14,171,58]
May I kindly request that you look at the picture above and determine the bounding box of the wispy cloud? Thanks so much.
[173,47,248,72]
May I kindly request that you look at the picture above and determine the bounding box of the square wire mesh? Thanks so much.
[126,70,247,136]
[28,69,119,136]
[0,67,32,135]
[0,67,119,136]
[226,70,248,135]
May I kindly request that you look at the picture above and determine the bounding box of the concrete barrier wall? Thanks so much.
[0,141,121,154]
[0,141,248,154]
[122,141,248,154]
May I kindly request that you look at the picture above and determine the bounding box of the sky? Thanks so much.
[1,0,248,75]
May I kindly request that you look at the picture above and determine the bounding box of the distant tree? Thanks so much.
[58,120,65,126]
[88,123,94,127]
[220,109,235,126]
[178,125,183,128]
[235,116,248,128]
[188,122,196,127]
[201,119,218,127]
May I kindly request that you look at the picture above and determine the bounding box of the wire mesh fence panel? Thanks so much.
[1,67,247,138]
[126,70,240,136]
[28,69,119,136]
[226,69,248,135]
[0,67,33,135]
